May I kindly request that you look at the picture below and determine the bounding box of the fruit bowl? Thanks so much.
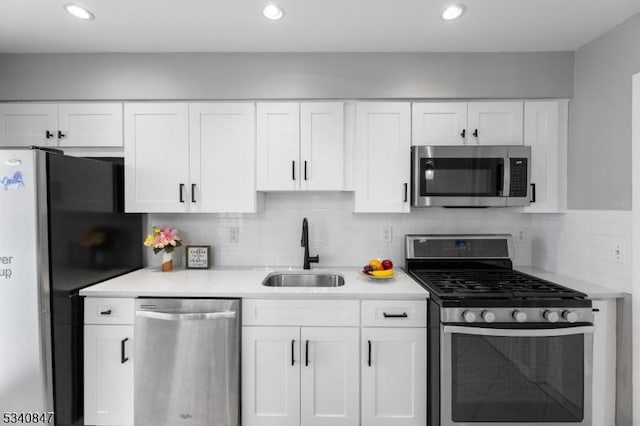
[361,258,395,280]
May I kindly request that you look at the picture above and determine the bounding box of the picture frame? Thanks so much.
[185,245,211,269]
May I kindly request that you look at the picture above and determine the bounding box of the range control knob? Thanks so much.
[563,310,578,323]
[512,310,527,323]
[482,310,496,323]
[462,310,477,323]
[543,310,559,323]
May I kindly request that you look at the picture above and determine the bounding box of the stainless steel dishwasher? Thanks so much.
[134,298,240,426]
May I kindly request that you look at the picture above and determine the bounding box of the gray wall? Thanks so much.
[569,12,640,210]
[0,52,573,101]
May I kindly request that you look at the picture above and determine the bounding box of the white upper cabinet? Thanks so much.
[467,101,523,145]
[412,102,467,145]
[300,102,344,190]
[125,102,259,213]
[0,103,122,148]
[522,100,568,213]
[412,101,523,146]
[354,102,411,213]
[57,103,123,147]
[124,103,190,213]
[257,102,344,191]
[189,103,258,212]
[257,102,300,191]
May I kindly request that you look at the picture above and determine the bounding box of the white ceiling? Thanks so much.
[1,0,640,53]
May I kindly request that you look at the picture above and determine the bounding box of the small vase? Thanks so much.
[161,252,174,272]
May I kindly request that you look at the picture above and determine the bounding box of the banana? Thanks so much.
[370,269,394,278]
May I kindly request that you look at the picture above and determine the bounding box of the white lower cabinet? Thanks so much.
[242,325,360,426]
[84,325,133,426]
[361,328,427,426]
[591,299,617,426]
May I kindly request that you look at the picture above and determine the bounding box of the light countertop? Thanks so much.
[516,266,627,299]
[79,267,430,299]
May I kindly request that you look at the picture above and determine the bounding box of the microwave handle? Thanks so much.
[502,158,510,197]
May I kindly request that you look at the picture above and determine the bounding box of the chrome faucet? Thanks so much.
[301,217,319,270]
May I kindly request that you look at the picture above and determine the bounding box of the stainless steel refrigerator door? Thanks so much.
[0,148,53,414]
[135,299,240,426]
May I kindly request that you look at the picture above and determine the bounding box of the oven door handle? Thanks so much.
[443,325,594,337]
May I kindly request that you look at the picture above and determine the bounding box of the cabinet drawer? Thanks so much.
[361,300,427,327]
[243,299,359,326]
[84,298,134,325]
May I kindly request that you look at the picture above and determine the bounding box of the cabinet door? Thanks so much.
[354,102,411,213]
[189,103,258,212]
[467,102,523,145]
[591,300,617,426]
[300,102,344,190]
[300,327,360,426]
[256,102,300,191]
[123,103,189,212]
[57,103,123,147]
[84,325,133,426]
[0,103,57,147]
[242,326,300,426]
[523,101,568,213]
[361,328,427,426]
[411,102,467,146]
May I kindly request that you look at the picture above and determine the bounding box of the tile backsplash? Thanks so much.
[530,210,632,293]
[147,192,532,269]
[146,193,631,294]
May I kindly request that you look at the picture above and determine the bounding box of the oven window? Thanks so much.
[451,333,584,422]
[420,158,504,196]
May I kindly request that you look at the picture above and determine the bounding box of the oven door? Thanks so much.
[441,325,594,426]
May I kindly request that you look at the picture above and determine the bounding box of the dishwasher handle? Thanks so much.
[136,310,236,321]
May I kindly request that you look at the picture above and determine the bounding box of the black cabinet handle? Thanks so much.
[99,309,112,316]
[305,340,309,367]
[292,161,296,181]
[57,130,66,139]
[472,129,478,138]
[383,312,408,318]
[530,183,536,203]
[403,183,408,203]
[304,160,308,181]
[460,129,466,138]
[179,184,185,203]
[191,184,196,203]
[368,340,372,367]
[291,339,295,366]
[121,338,129,364]
[45,130,55,139]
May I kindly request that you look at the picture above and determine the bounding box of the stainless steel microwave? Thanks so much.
[411,145,531,207]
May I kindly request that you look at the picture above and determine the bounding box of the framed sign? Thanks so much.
[186,245,211,269]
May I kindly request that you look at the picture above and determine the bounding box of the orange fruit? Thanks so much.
[368,259,383,270]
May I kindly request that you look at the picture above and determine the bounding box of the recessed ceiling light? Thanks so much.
[262,4,284,20]
[63,3,95,20]
[441,4,467,21]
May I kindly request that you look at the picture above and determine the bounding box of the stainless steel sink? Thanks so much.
[262,272,345,287]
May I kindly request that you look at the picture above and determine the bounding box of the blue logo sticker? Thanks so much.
[1,171,25,190]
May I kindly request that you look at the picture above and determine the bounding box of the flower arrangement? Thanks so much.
[143,226,182,254]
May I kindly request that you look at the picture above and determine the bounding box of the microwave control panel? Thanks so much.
[509,158,528,197]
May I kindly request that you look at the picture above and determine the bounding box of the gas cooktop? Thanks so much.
[410,269,587,300]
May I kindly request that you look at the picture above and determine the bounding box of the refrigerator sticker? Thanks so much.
[0,256,12,279]
[1,170,25,190]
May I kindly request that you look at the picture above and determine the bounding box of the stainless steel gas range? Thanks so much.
[405,234,594,426]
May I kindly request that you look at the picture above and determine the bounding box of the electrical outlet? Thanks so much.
[381,226,392,243]
[612,242,625,263]
[517,230,525,241]
[229,226,240,244]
